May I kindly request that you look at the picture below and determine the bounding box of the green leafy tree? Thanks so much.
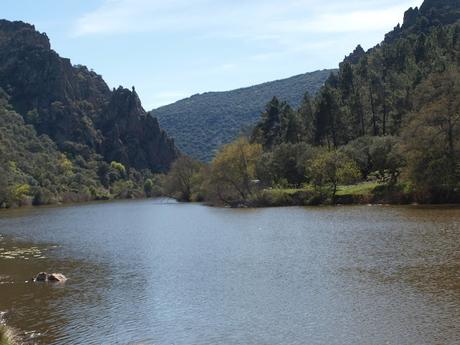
[298,92,315,143]
[252,97,284,149]
[343,136,403,184]
[313,85,346,148]
[163,156,203,201]
[402,67,460,199]
[308,150,361,202]
[143,179,155,197]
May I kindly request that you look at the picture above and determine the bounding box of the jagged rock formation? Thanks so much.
[0,20,178,172]
[341,45,366,66]
[385,0,460,41]
[99,87,177,171]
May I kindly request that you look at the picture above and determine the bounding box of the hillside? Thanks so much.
[160,0,460,207]
[152,70,333,161]
[238,0,460,204]
[0,20,178,172]
[0,20,179,207]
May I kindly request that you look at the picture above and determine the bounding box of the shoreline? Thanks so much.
[1,188,460,212]
[0,183,460,211]
[0,325,18,345]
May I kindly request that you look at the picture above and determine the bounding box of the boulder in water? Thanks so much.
[33,272,67,283]
[48,273,67,282]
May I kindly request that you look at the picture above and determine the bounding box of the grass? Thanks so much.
[0,326,17,345]
[268,182,380,197]
[256,182,383,207]
[336,182,380,196]
[265,186,313,195]
[254,186,318,207]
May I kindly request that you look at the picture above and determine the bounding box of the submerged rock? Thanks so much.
[33,272,67,283]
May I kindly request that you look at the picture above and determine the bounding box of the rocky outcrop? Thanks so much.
[341,45,366,66]
[0,20,178,172]
[33,272,67,283]
[100,87,178,171]
[386,0,460,42]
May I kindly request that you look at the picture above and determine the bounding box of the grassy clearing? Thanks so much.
[267,182,380,198]
[336,182,380,196]
[255,182,383,206]
[264,185,314,195]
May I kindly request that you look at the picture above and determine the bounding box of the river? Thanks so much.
[0,200,459,344]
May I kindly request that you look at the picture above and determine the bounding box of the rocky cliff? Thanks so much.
[385,0,460,41]
[0,20,178,172]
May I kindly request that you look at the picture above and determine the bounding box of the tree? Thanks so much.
[298,92,315,143]
[401,67,460,199]
[110,161,126,177]
[163,156,203,201]
[252,97,286,149]
[308,150,361,203]
[207,138,262,205]
[313,85,345,148]
[268,143,315,187]
[343,136,403,184]
[143,178,155,197]
[280,105,303,144]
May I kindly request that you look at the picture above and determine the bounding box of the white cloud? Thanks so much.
[72,0,424,108]
[274,5,418,33]
[74,0,423,37]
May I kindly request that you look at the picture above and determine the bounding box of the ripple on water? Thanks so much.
[0,202,459,345]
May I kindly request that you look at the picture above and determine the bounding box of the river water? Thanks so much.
[0,200,459,344]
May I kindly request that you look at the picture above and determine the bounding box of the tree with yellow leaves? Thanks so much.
[207,138,262,205]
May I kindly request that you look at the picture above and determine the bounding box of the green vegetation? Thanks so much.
[162,156,205,201]
[0,326,17,345]
[335,182,380,197]
[205,138,262,205]
[161,0,460,207]
[153,70,333,161]
[2,0,459,209]
[0,20,177,208]
[0,92,162,208]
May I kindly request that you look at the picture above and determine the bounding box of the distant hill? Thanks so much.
[151,70,334,161]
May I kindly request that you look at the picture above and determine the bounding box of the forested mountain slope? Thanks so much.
[245,0,460,203]
[0,20,179,207]
[152,70,333,161]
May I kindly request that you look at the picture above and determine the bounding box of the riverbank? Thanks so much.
[0,325,17,345]
[2,182,460,211]
[242,182,460,208]
[251,183,404,207]
[0,193,155,212]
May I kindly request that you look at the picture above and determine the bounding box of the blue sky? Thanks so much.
[3,0,423,109]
